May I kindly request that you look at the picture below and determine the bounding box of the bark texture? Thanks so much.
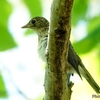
[44,0,74,100]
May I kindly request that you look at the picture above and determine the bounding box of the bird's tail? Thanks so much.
[79,62,100,94]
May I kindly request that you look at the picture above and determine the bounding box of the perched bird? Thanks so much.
[22,16,100,93]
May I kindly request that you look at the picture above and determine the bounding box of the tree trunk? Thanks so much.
[44,0,74,100]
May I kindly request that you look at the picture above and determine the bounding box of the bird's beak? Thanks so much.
[21,23,31,28]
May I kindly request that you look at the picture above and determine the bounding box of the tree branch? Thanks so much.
[44,0,74,100]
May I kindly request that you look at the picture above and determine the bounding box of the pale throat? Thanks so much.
[37,31,48,62]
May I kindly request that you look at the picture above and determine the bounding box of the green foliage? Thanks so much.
[0,0,17,51]
[0,0,12,26]
[0,26,17,51]
[0,74,8,97]
[23,0,42,35]
[0,0,42,50]
[73,26,100,54]
[72,0,89,25]
[87,16,100,33]
[72,0,100,54]
[23,0,42,16]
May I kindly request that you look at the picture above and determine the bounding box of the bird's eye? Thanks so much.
[31,19,36,24]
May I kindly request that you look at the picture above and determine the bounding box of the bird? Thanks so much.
[22,16,100,93]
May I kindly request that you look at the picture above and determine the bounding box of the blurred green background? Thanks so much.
[0,0,100,100]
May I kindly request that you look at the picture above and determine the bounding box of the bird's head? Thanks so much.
[22,17,49,36]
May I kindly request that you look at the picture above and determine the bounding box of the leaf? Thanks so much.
[72,0,89,25]
[73,26,100,54]
[0,0,12,26]
[87,16,100,33]
[23,0,42,17]
[0,74,8,97]
[0,26,17,51]
[0,0,17,51]
[23,0,42,35]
